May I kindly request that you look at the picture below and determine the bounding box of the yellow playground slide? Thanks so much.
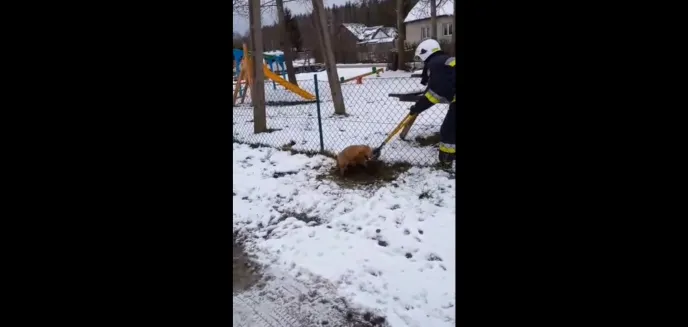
[262,65,316,100]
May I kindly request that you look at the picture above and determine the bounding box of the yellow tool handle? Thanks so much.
[382,114,415,145]
[399,115,418,140]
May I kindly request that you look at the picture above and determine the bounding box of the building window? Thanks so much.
[421,26,431,39]
[443,23,453,36]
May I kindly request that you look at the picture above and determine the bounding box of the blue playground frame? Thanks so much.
[233,49,288,96]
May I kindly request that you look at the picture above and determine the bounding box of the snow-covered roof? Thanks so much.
[404,0,454,24]
[342,23,398,45]
[264,50,284,56]
[357,37,395,45]
[379,27,398,39]
[360,26,381,39]
[342,23,368,40]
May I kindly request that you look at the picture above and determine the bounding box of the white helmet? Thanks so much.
[415,39,441,62]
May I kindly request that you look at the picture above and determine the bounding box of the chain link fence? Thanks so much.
[232,73,450,166]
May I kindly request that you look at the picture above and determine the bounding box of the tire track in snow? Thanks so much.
[233,267,359,327]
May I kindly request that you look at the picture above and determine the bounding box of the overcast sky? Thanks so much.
[233,0,352,35]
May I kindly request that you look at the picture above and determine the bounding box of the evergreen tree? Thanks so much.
[284,8,302,51]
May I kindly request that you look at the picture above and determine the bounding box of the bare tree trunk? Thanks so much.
[430,0,438,39]
[328,10,337,62]
[247,5,256,81]
[310,15,326,63]
[396,0,406,70]
[275,0,298,85]
[451,11,455,55]
[312,0,346,115]
[249,0,266,133]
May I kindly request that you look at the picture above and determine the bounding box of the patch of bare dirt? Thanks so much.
[316,160,411,188]
[331,298,390,327]
[233,233,262,292]
[414,132,441,146]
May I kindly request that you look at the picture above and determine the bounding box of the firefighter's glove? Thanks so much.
[408,105,419,115]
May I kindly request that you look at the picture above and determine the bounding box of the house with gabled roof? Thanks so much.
[404,0,454,46]
[335,23,398,63]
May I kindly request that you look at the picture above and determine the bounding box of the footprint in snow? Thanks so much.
[427,253,443,261]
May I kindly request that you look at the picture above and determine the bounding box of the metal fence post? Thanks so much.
[314,74,325,153]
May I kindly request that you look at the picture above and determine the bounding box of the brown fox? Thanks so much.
[336,145,373,176]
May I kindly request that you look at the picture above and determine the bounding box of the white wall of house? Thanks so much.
[405,16,454,45]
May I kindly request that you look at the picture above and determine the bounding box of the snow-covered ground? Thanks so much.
[233,67,448,166]
[233,263,360,327]
[232,66,412,81]
[336,63,388,68]
[292,58,314,67]
[295,66,411,81]
[233,143,456,327]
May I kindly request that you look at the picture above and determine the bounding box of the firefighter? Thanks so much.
[409,39,456,168]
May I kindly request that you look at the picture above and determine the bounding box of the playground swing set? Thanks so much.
[233,44,316,106]
[233,43,390,106]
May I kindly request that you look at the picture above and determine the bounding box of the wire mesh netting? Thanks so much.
[232,75,449,166]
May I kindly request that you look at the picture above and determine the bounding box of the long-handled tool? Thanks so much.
[389,88,427,141]
[371,113,416,160]
[399,115,418,140]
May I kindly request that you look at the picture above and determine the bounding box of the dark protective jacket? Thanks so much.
[412,51,456,114]
[420,64,429,86]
